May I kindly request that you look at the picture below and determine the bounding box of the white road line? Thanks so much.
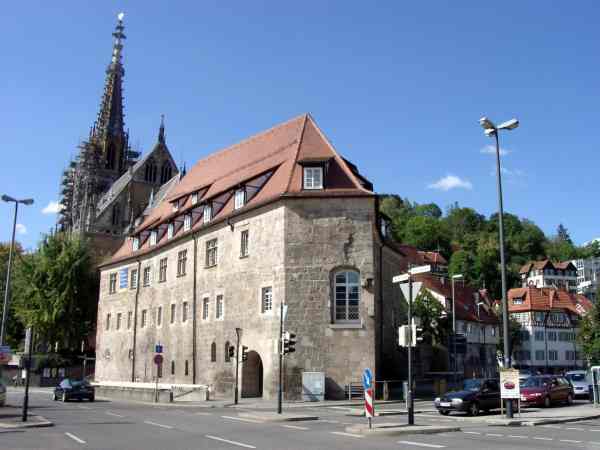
[221,415,262,424]
[105,411,124,418]
[566,427,584,431]
[320,419,340,423]
[508,435,528,439]
[533,437,553,441]
[589,442,600,445]
[195,411,212,416]
[331,431,365,438]
[542,425,562,429]
[281,424,309,430]
[591,429,600,432]
[205,435,256,449]
[65,432,86,444]
[486,433,503,437]
[397,441,445,448]
[76,405,91,410]
[560,440,582,443]
[463,431,481,435]
[144,420,173,429]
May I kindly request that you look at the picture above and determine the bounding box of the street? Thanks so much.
[4,389,600,449]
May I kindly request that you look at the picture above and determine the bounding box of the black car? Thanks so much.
[53,379,95,402]
[434,378,500,416]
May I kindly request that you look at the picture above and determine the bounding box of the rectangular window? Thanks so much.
[534,330,544,341]
[202,297,209,320]
[520,330,530,341]
[191,192,198,205]
[334,271,360,322]
[177,250,187,276]
[106,313,111,331]
[240,230,249,257]
[261,287,272,313]
[119,268,128,290]
[127,311,132,329]
[159,258,168,283]
[182,301,188,322]
[203,204,212,223]
[167,223,174,239]
[303,166,323,190]
[143,267,151,286]
[206,239,218,267]
[116,313,122,330]
[141,309,147,328]
[512,298,523,305]
[130,269,138,289]
[132,236,140,251]
[216,295,223,319]
[184,214,192,231]
[157,306,162,326]
[109,273,117,294]
[185,360,189,376]
[234,189,246,209]
[170,304,176,324]
[172,200,179,212]
[549,350,558,361]
[535,350,545,361]
[150,230,158,246]
[547,331,557,341]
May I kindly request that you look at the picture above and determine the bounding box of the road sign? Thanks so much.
[153,354,163,365]
[399,282,422,303]
[362,368,373,390]
[500,368,520,399]
[155,344,163,354]
[365,386,374,419]
[0,345,12,364]
[392,265,432,283]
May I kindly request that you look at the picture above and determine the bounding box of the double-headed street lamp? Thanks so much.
[1,195,34,347]
[479,116,519,419]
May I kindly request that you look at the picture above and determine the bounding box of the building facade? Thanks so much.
[519,260,578,293]
[95,114,411,400]
[508,287,592,372]
[573,257,600,301]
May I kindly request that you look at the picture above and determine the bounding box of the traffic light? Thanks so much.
[228,346,235,359]
[241,346,249,362]
[412,324,424,344]
[283,332,296,354]
[398,325,411,347]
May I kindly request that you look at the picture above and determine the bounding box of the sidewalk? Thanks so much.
[0,404,53,429]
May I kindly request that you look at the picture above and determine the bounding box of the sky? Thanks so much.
[1,1,598,250]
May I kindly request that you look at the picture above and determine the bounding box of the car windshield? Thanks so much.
[567,374,586,382]
[520,377,546,388]
[71,381,89,388]
[463,379,483,391]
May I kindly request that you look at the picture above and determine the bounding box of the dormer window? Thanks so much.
[132,236,140,251]
[234,188,246,210]
[191,192,198,205]
[203,204,212,224]
[303,167,323,190]
[173,200,179,212]
[167,223,174,239]
[150,230,158,246]
[513,297,524,305]
[184,214,192,231]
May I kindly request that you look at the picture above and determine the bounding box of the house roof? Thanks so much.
[102,114,374,267]
[391,244,447,267]
[507,286,592,317]
[519,259,576,275]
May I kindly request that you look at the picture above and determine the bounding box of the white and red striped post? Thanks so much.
[364,386,374,428]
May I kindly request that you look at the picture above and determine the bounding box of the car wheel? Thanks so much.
[469,402,480,416]
[89,396,95,402]
[439,410,450,416]
[544,396,551,408]
[52,393,58,401]
[62,392,68,402]
[567,394,573,405]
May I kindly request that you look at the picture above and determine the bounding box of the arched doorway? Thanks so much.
[241,351,263,398]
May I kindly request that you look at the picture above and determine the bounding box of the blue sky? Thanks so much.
[1,1,598,250]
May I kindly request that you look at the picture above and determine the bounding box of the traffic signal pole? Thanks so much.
[278,302,284,414]
[235,328,242,405]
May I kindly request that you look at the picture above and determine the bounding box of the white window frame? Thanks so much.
[234,188,246,210]
[184,214,192,231]
[203,204,212,223]
[141,309,147,328]
[172,200,179,212]
[261,287,273,314]
[303,166,323,190]
[116,312,122,330]
[191,192,198,205]
[206,239,218,267]
[150,230,158,246]
[182,301,189,323]
[216,294,224,320]
[167,223,174,239]
[130,268,138,290]
[157,306,163,327]
[240,229,249,257]
[170,303,176,324]
[132,236,140,251]
[143,266,151,286]
[333,270,360,323]
[109,273,117,294]
[202,297,209,320]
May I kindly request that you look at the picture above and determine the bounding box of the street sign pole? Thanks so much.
[235,328,242,405]
[22,327,33,422]
[407,266,414,426]
[277,302,284,414]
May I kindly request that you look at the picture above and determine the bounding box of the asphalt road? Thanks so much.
[4,389,600,450]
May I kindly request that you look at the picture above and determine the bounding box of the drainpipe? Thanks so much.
[131,259,141,382]
[192,234,198,384]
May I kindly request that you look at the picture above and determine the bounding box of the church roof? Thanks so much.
[102,113,374,267]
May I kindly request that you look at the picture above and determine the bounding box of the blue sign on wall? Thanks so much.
[362,368,373,389]
[155,344,163,354]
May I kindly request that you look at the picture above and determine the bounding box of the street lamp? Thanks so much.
[451,274,463,388]
[479,116,519,419]
[1,195,34,347]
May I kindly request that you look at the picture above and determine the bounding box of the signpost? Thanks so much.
[153,350,164,403]
[363,368,374,429]
[500,368,520,416]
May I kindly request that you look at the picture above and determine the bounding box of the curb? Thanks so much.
[0,415,53,429]
[487,413,600,427]
[238,413,319,422]
[347,408,434,417]
[345,424,461,436]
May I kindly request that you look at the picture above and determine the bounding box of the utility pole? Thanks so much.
[234,328,242,405]
[278,302,284,414]
[407,265,414,426]
[22,327,33,422]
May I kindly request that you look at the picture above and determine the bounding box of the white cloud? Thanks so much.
[490,166,526,178]
[16,224,27,235]
[42,201,64,214]
[480,145,511,156]
[427,175,473,191]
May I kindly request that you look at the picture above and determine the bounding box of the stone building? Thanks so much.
[59,14,178,258]
[95,113,416,400]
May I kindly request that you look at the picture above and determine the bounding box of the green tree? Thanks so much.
[403,216,451,257]
[578,302,600,364]
[12,233,97,352]
[0,242,25,349]
[448,249,477,282]
[413,289,450,345]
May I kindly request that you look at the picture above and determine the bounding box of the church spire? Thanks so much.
[158,114,166,144]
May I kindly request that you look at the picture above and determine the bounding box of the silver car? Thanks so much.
[566,370,589,398]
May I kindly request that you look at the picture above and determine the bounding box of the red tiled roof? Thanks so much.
[103,114,374,267]
[507,287,592,317]
[519,259,576,275]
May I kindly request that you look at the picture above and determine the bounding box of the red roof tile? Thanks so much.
[507,286,592,317]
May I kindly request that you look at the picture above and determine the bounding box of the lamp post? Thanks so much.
[1,195,34,347]
[479,116,519,418]
[451,274,463,388]
[234,327,242,405]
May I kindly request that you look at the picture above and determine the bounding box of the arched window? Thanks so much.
[333,270,360,323]
[224,341,231,362]
[211,342,217,362]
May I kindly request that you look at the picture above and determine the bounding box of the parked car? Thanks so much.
[0,380,6,406]
[434,378,500,416]
[518,369,533,382]
[520,375,573,407]
[565,370,589,398]
[53,379,95,402]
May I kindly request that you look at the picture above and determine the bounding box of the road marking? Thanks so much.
[320,419,340,423]
[533,437,553,441]
[560,440,582,443]
[588,442,600,445]
[397,441,445,448]
[566,427,584,431]
[281,424,309,430]
[144,420,173,429]
[221,415,262,424]
[65,432,86,444]
[462,431,481,435]
[591,429,600,432]
[486,433,503,437]
[331,431,365,438]
[105,411,124,418]
[205,435,256,449]
[542,425,562,429]
[508,435,528,439]
[76,405,91,410]
[195,411,212,416]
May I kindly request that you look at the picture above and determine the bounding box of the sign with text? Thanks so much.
[500,368,520,399]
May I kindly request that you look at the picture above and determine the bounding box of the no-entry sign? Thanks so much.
[153,354,163,365]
